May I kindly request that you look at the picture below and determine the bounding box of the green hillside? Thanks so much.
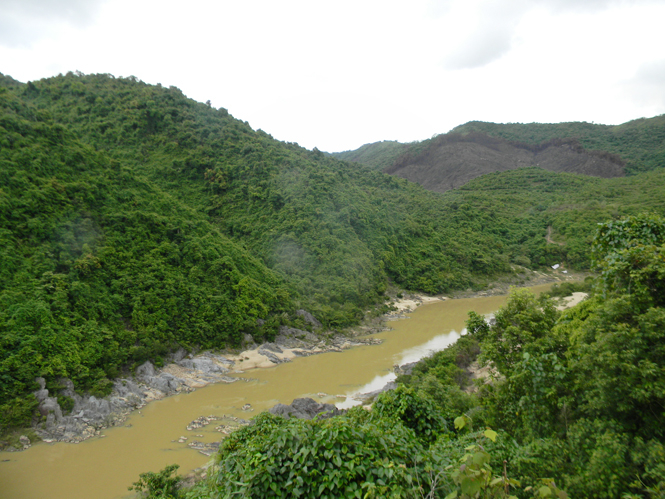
[452,116,665,175]
[0,83,291,428]
[1,71,665,433]
[330,140,410,170]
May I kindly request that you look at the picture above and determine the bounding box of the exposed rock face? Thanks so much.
[269,398,341,420]
[31,352,237,445]
[394,362,417,376]
[296,309,322,328]
[257,347,288,365]
[275,326,320,348]
[178,357,231,374]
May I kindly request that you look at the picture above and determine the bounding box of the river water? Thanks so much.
[0,285,551,499]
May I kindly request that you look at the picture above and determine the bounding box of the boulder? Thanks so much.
[38,396,63,420]
[257,347,289,365]
[260,342,283,354]
[34,377,49,402]
[136,361,156,377]
[296,309,322,328]
[269,398,340,420]
[178,358,228,374]
[113,379,143,398]
[169,347,188,363]
[275,327,319,348]
[394,362,417,376]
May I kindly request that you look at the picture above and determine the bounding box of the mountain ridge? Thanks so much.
[333,115,664,192]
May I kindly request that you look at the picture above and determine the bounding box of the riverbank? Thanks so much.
[1,284,582,499]
[5,270,584,451]
[449,266,589,299]
[8,323,384,449]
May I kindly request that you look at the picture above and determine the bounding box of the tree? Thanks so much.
[477,288,558,377]
[592,213,665,307]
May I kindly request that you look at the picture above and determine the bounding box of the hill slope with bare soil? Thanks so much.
[384,132,625,193]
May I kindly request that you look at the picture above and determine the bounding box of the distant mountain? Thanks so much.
[384,132,625,193]
[453,117,665,175]
[331,140,410,171]
[335,116,664,193]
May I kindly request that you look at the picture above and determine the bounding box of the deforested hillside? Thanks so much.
[384,132,625,193]
[336,115,665,192]
[452,116,665,175]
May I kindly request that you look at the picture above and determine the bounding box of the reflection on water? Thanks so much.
[336,328,466,409]
[0,285,552,499]
[398,328,463,365]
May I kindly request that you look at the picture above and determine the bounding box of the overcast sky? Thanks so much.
[2,0,665,152]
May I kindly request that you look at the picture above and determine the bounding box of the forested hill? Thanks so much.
[453,116,665,175]
[335,116,665,192]
[330,140,409,170]
[1,71,665,431]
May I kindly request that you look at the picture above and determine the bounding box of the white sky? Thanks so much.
[2,0,665,152]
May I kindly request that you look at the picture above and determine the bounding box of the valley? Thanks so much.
[1,71,664,498]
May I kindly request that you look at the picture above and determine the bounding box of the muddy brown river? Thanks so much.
[0,285,552,499]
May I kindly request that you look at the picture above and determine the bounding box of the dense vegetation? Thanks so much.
[137,214,664,498]
[330,140,410,171]
[1,71,664,436]
[0,81,292,429]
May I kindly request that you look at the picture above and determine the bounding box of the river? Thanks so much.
[0,285,552,499]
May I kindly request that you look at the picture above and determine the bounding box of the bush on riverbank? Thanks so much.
[401,213,665,497]
[163,213,665,499]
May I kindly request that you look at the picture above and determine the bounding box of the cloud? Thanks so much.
[440,1,527,70]
[624,59,665,110]
[538,0,627,13]
[0,0,106,47]
[439,0,651,70]
[443,15,520,69]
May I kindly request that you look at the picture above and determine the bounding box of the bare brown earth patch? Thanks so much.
[384,132,624,193]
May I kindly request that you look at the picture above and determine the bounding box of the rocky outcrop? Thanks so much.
[296,309,322,328]
[393,362,417,376]
[275,326,320,348]
[352,382,397,401]
[269,398,341,420]
[31,352,238,445]
[274,326,382,354]
[26,307,383,447]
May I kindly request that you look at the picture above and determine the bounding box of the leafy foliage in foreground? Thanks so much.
[401,213,665,497]
[193,393,534,499]
[130,464,182,499]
